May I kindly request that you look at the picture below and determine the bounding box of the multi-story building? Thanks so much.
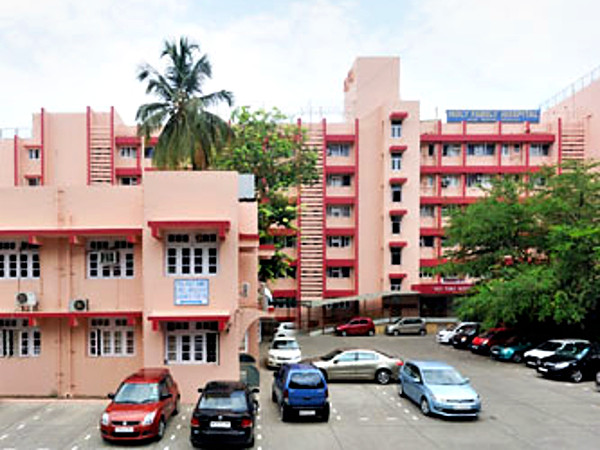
[0,109,266,401]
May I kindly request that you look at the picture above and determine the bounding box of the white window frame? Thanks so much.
[530,144,550,157]
[326,266,351,278]
[0,241,40,279]
[326,144,350,157]
[119,176,139,186]
[467,143,495,156]
[28,148,41,160]
[442,144,461,157]
[0,319,41,358]
[165,233,218,276]
[419,270,433,280]
[87,239,134,279]
[391,184,403,202]
[326,174,352,187]
[420,236,435,248]
[420,206,435,218]
[391,216,402,235]
[391,153,402,171]
[466,173,493,188]
[327,236,351,248]
[164,322,219,365]
[326,205,351,218]
[88,318,135,357]
[501,144,510,156]
[441,175,460,188]
[119,146,137,159]
[391,121,402,138]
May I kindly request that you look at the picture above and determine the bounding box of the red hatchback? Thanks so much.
[100,368,180,442]
[470,328,514,355]
[335,317,375,336]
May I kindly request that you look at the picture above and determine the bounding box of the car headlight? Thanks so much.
[502,348,513,355]
[142,411,157,426]
[554,362,570,370]
[101,413,110,426]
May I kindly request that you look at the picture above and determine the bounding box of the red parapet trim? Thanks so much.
[324,289,356,298]
[110,106,115,185]
[324,196,355,205]
[419,258,448,267]
[388,241,408,248]
[325,134,356,143]
[324,227,355,236]
[271,289,298,298]
[420,227,444,237]
[0,311,142,325]
[0,227,142,238]
[420,133,555,143]
[421,196,479,205]
[115,167,142,177]
[389,209,408,216]
[354,117,360,297]
[389,145,408,153]
[115,136,142,146]
[420,165,542,175]
[239,233,260,241]
[147,314,230,332]
[389,112,409,121]
[388,273,407,279]
[410,283,473,295]
[389,177,408,185]
[13,135,18,186]
[268,227,297,236]
[259,244,275,251]
[147,220,231,240]
[40,107,45,185]
[86,106,91,185]
[324,165,356,174]
[557,118,563,175]
[325,258,355,267]
[24,174,42,180]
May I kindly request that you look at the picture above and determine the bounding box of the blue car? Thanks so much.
[398,360,481,418]
[271,364,329,422]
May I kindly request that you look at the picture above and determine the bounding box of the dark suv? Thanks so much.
[190,381,258,448]
[271,364,330,422]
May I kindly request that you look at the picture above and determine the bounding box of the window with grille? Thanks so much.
[87,239,134,279]
[0,319,41,358]
[270,297,297,308]
[88,318,135,357]
[326,174,352,187]
[119,176,139,186]
[28,148,41,160]
[391,216,402,235]
[530,144,550,157]
[165,233,218,276]
[0,241,40,279]
[326,267,351,278]
[119,147,137,158]
[390,248,402,265]
[326,205,352,218]
[144,147,155,158]
[164,321,219,364]
[420,206,435,218]
[327,236,351,248]
[391,153,402,171]
[467,143,495,156]
[391,121,402,138]
[391,184,403,202]
[326,144,350,157]
[442,144,461,157]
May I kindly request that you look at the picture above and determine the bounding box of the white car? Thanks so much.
[523,339,590,368]
[436,322,478,344]
[267,337,301,368]
[274,321,297,338]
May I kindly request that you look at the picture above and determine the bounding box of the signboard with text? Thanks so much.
[446,109,540,123]
[174,279,209,306]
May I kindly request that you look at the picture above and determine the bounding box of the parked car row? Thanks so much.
[332,316,428,337]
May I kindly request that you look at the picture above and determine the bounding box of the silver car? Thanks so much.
[310,349,403,385]
[386,317,427,336]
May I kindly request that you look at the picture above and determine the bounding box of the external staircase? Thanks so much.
[88,107,113,185]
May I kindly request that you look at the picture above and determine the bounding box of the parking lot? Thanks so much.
[1,333,600,449]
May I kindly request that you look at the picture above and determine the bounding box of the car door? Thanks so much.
[347,320,360,335]
[402,363,419,401]
[158,380,173,418]
[273,366,285,403]
[329,351,358,379]
[356,351,379,379]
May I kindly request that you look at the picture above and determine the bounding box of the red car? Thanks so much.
[100,368,180,442]
[335,317,375,336]
[470,328,514,355]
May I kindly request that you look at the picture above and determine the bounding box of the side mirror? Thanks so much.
[197,388,203,393]
[464,377,470,384]
[161,393,173,401]
[107,393,115,399]
[333,359,339,364]
[253,400,259,412]
[251,388,260,394]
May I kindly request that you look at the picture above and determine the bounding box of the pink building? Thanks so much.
[0,110,266,402]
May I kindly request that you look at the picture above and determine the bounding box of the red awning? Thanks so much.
[148,220,231,240]
[147,313,230,332]
[0,311,141,327]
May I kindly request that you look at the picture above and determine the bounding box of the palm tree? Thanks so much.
[136,37,233,170]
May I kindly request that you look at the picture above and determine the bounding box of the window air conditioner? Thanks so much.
[69,298,89,312]
[15,292,38,309]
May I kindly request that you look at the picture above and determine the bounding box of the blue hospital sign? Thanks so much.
[446,110,540,123]
[174,279,209,305]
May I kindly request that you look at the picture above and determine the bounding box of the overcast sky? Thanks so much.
[1,0,599,131]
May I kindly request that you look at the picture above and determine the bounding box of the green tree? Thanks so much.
[215,107,319,280]
[136,37,233,169]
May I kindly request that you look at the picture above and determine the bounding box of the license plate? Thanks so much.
[299,410,316,416]
[210,421,231,428]
[538,367,548,373]
[453,404,471,410]
[115,426,134,433]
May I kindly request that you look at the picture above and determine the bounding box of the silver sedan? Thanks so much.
[310,349,403,385]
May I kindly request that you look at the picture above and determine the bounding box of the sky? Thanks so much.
[1,0,599,133]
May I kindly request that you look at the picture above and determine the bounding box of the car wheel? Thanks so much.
[246,435,255,448]
[393,330,400,336]
[570,369,584,383]
[419,329,427,336]
[280,403,291,422]
[398,381,406,398]
[420,397,431,416]
[271,389,277,402]
[341,331,347,337]
[375,369,392,385]
[321,407,330,422]
[156,417,166,441]
[512,353,523,364]
[368,329,375,336]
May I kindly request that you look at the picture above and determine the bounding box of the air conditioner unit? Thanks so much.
[69,298,89,312]
[15,292,38,309]
[100,251,120,265]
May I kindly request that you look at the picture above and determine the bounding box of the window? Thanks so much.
[390,279,402,292]
[427,144,435,157]
[390,248,402,265]
[327,236,351,248]
[270,297,297,309]
[119,177,139,186]
[514,144,521,153]
[0,241,40,279]
[441,175,460,188]
[0,319,41,358]
[88,318,134,357]
[420,206,435,218]
[327,144,350,157]
[391,121,402,138]
[164,321,219,364]
[119,146,137,159]
[423,175,435,187]
[144,146,155,159]
[391,153,402,171]
[27,177,41,186]
[326,174,352,187]
[87,239,134,279]
[501,145,510,156]
[419,270,433,279]
[391,216,402,235]
[391,184,403,202]
[420,236,435,248]
[28,148,40,160]
[530,144,550,157]
[326,267,351,278]
[466,173,492,188]
[442,144,461,157]
[326,205,351,218]
[467,143,495,156]
[166,233,218,276]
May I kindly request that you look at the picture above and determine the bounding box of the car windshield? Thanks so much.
[321,349,343,361]
[537,341,562,351]
[271,340,299,350]
[199,390,248,412]
[289,372,325,389]
[556,343,590,357]
[113,382,159,404]
[422,369,467,385]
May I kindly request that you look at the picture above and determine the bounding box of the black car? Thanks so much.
[537,342,600,383]
[596,370,600,391]
[190,381,258,448]
[451,324,481,349]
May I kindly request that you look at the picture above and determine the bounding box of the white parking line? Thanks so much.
[258,434,263,440]
[163,447,169,450]
[16,424,25,430]
[396,402,402,407]
[359,417,369,421]
[33,416,39,421]
[336,415,341,421]
[257,415,261,420]
[403,409,410,414]
[170,434,175,440]
[332,408,338,413]
[0,434,8,440]
[257,424,262,430]
[84,434,91,440]
[181,415,186,421]
[257,447,262,450]
[71,446,78,450]
[386,417,398,421]
[411,415,419,421]
[177,424,182,430]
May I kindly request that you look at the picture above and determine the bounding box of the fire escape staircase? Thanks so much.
[88,110,113,185]
[561,122,585,162]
